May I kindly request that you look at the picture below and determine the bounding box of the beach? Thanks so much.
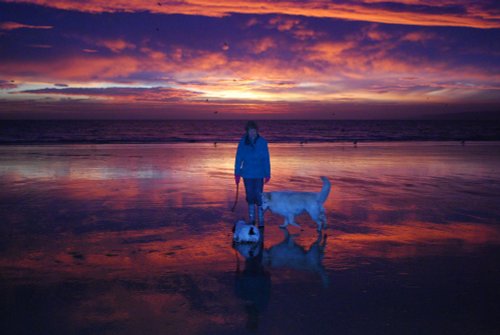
[1,142,500,334]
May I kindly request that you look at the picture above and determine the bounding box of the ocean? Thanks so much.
[1,119,499,144]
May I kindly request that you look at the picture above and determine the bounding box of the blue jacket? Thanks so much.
[235,134,271,179]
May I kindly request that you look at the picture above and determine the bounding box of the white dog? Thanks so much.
[261,176,331,231]
[233,220,261,243]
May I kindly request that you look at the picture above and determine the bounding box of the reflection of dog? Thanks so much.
[263,229,329,287]
[233,220,261,243]
[261,176,331,231]
[233,228,329,288]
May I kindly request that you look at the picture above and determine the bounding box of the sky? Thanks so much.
[0,0,499,119]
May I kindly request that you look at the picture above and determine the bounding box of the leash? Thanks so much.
[231,182,239,212]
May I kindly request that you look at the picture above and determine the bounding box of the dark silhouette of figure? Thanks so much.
[233,229,271,332]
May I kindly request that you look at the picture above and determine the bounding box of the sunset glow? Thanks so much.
[1,0,499,118]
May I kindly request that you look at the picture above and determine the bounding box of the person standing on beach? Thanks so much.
[234,121,271,227]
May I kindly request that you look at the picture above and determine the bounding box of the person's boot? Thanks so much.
[248,204,256,225]
[258,206,264,227]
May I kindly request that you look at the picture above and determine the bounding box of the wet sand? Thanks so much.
[1,142,500,334]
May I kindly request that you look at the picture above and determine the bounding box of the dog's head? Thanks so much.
[261,192,272,211]
[233,220,260,243]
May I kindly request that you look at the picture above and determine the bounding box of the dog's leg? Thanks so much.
[308,207,323,231]
[319,206,327,230]
[315,215,323,232]
[289,214,300,227]
[311,206,326,231]
[321,232,328,250]
[279,216,289,228]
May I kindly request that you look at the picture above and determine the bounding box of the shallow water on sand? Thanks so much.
[1,142,500,334]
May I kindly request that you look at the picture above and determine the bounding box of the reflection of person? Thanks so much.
[234,121,271,227]
[234,235,271,332]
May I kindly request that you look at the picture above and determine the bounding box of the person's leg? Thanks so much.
[244,178,256,223]
[255,178,265,227]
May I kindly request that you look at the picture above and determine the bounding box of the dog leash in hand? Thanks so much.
[231,182,239,212]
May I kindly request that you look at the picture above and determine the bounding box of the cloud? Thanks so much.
[244,17,259,28]
[97,39,136,53]
[401,31,438,42]
[0,21,53,30]
[245,37,276,54]
[0,55,142,82]
[2,45,497,106]
[292,26,323,40]
[268,16,301,31]
[14,86,202,102]
[0,80,17,89]
[4,0,500,28]
[0,28,498,108]
[366,29,393,41]
[268,16,323,40]
[305,41,357,64]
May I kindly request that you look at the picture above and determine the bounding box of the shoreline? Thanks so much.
[1,140,500,148]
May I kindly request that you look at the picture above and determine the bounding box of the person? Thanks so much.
[234,121,271,227]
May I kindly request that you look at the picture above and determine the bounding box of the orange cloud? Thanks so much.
[293,26,323,40]
[4,0,500,28]
[97,39,136,53]
[0,21,53,30]
[0,32,497,108]
[268,15,323,40]
[307,41,357,61]
[0,55,141,82]
[401,31,438,42]
[246,37,277,54]
[269,16,301,31]
[366,29,393,41]
[16,86,202,103]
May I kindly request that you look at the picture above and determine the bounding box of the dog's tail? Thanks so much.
[317,176,331,203]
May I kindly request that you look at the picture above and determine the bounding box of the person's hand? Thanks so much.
[264,176,270,184]
[235,175,241,185]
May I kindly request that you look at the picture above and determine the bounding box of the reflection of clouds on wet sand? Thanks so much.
[1,143,500,278]
[68,278,243,335]
[1,142,500,334]
[0,225,236,283]
[327,221,500,270]
[5,218,497,285]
